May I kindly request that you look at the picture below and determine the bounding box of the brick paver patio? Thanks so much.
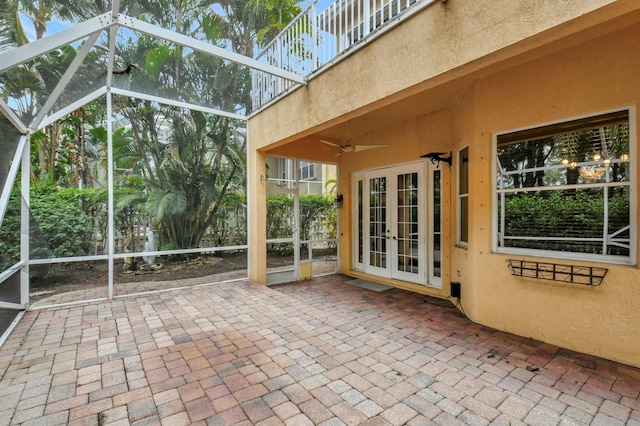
[0,274,639,425]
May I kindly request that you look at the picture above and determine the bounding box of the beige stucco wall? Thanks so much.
[467,22,640,367]
[248,0,640,366]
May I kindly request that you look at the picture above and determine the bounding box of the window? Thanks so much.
[458,147,469,246]
[299,161,315,180]
[278,158,287,184]
[494,110,634,263]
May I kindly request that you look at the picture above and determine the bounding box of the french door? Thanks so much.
[353,162,441,287]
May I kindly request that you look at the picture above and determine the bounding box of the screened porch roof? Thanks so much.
[0,1,306,136]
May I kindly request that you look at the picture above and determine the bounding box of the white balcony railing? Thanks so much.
[251,0,440,112]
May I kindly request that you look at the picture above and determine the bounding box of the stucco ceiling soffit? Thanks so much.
[264,134,336,162]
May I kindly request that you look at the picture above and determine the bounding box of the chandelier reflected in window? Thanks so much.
[561,151,629,179]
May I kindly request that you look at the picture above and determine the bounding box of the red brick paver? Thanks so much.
[1,275,639,425]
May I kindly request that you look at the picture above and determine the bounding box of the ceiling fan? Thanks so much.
[319,139,388,156]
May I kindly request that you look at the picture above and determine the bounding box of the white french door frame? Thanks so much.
[352,161,442,287]
[364,168,392,278]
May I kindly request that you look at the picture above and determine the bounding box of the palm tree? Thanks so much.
[0,0,106,184]
[250,0,302,45]
[107,0,296,250]
[0,0,29,51]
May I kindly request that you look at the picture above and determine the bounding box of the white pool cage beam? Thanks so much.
[110,88,247,121]
[20,129,30,307]
[116,15,306,85]
[0,13,115,74]
[37,87,108,131]
[31,31,103,130]
[106,90,115,300]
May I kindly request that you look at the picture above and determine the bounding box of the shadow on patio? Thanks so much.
[1,275,639,425]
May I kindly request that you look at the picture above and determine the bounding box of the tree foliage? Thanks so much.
[0,0,307,261]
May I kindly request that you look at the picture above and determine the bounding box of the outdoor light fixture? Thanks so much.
[334,194,343,209]
[421,151,452,167]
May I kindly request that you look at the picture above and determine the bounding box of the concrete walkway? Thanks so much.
[0,275,638,425]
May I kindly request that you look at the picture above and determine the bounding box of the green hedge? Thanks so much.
[266,193,335,255]
[1,188,336,269]
[0,185,95,271]
[503,190,629,255]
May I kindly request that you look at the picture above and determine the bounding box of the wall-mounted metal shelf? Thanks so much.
[506,259,607,286]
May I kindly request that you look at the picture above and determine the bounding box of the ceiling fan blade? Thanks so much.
[353,144,388,152]
[319,139,342,148]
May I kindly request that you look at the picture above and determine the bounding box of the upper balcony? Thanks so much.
[251,0,442,112]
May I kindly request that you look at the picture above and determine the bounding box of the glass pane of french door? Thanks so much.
[369,176,387,270]
[396,171,419,274]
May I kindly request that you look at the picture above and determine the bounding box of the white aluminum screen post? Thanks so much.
[245,124,251,280]
[106,14,119,299]
[294,160,301,280]
[107,91,115,299]
[20,136,30,307]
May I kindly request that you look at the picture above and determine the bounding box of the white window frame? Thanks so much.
[457,146,469,247]
[299,161,316,181]
[491,107,637,265]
